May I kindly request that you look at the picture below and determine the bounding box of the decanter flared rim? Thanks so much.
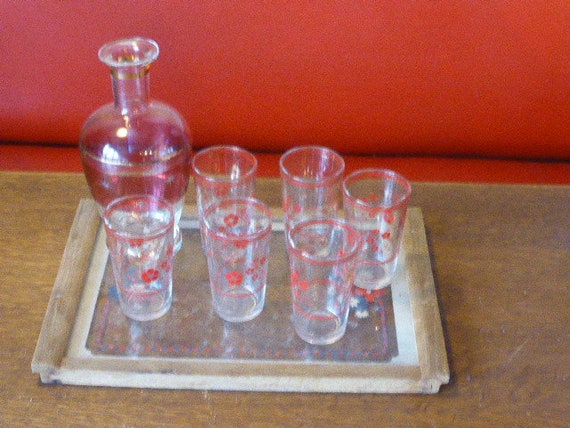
[98,37,159,68]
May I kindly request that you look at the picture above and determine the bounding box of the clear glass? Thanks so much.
[192,145,257,246]
[287,218,362,345]
[342,169,411,291]
[279,146,345,235]
[192,145,257,217]
[104,195,175,321]
[202,197,272,322]
[79,37,192,248]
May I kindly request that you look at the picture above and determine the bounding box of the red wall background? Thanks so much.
[1,1,569,159]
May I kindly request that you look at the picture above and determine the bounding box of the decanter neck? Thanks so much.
[98,37,159,113]
[110,65,151,112]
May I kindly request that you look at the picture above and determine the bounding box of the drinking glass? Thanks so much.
[104,195,175,321]
[287,217,362,345]
[342,169,411,290]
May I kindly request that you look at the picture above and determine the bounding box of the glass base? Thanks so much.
[120,293,172,322]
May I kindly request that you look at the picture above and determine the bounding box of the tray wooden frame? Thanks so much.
[32,199,448,393]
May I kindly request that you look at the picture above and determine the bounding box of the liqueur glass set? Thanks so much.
[80,38,411,346]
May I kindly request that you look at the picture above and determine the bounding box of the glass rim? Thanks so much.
[192,145,258,184]
[103,195,174,240]
[98,37,159,68]
[203,197,273,242]
[287,217,362,266]
[279,145,345,187]
[342,168,412,211]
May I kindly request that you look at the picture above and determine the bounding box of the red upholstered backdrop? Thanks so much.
[1,1,569,159]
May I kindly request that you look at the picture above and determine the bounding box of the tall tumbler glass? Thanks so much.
[279,146,345,236]
[192,146,257,242]
[287,218,362,345]
[203,197,272,322]
[342,169,411,291]
[104,195,175,321]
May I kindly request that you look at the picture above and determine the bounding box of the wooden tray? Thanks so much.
[32,199,448,393]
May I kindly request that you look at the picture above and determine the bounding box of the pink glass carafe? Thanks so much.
[79,37,192,248]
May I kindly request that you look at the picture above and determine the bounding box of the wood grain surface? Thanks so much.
[1,172,569,427]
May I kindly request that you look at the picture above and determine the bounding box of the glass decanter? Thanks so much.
[80,37,192,247]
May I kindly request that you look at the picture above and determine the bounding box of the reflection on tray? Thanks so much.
[88,225,399,363]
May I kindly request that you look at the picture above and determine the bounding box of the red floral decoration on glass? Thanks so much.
[224,213,240,228]
[226,270,244,286]
[129,238,145,247]
[141,268,160,283]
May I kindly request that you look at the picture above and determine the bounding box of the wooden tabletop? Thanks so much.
[1,171,569,427]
